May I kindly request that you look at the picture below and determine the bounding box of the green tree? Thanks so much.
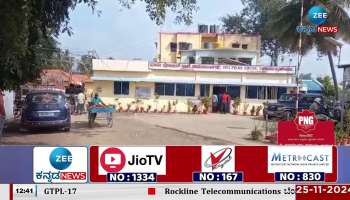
[267,0,350,100]
[300,73,313,80]
[78,54,96,74]
[44,48,75,72]
[0,0,197,90]
[317,76,335,98]
[221,0,288,66]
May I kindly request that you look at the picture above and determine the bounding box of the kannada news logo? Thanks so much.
[33,147,87,183]
[296,5,338,33]
[201,146,235,172]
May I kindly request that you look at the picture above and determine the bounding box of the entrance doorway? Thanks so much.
[213,85,226,95]
[212,85,228,113]
[212,85,241,113]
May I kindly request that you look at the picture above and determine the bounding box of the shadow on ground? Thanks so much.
[1,120,101,137]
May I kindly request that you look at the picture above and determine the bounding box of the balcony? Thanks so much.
[201,42,223,49]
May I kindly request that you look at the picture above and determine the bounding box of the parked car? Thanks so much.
[21,90,71,131]
[263,93,326,120]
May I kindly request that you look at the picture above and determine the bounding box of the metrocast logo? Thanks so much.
[98,147,166,175]
[296,5,338,33]
[267,146,333,173]
[33,147,88,183]
[201,146,235,172]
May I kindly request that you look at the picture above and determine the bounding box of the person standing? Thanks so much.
[212,94,218,112]
[309,98,321,114]
[218,92,223,113]
[0,90,6,137]
[77,91,85,114]
[309,97,329,120]
[221,92,229,114]
[90,93,107,122]
[69,94,76,115]
[74,94,78,114]
[227,94,232,113]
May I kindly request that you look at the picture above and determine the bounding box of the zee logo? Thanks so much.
[50,147,73,170]
[307,6,328,25]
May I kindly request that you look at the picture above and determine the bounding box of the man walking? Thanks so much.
[77,91,85,114]
[221,92,229,114]
[0,90,6,137]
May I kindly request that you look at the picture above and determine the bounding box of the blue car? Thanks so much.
[21,90,71,131]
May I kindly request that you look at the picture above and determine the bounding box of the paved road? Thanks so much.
[0,113,269,146]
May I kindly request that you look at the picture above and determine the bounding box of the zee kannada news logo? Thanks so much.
[296,5,338,33]
[35,147,86,182]
[204,147,233,170]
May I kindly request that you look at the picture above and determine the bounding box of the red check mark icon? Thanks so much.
[210,148,228,169]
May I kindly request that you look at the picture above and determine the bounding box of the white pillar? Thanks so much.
[240,86,246,102]
[195,84,201,97]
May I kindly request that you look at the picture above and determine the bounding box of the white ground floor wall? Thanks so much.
[86,81,294,114]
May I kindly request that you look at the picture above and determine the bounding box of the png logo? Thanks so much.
[201,146,235,172]
[33,147,87,183]
[294,109,318,133]
[98,147,166,175]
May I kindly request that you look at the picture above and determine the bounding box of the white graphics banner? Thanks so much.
[98,147,166,175]
[33,147,87,183]
[201,146,235,172]
[268,146,333,173]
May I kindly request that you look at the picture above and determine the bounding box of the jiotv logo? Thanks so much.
[98,147,166,175]
[33,147,87,183]
[201,146,235,172]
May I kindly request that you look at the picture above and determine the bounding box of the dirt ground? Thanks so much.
[0,113,270,146]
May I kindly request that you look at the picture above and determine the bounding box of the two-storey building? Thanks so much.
[88,27,296,113]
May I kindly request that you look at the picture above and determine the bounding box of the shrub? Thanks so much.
[251,126,263,140]
[232,97,241,114]
[187,100,193,113]
[250,106,255,116]
[201,96,211,113]
[256,105,263,116]
[167,101,172,113]
[243,103,249,115]
[335,123,346,144]
[146,105,151,112]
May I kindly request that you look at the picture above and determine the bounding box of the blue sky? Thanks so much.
[59,0,350,80]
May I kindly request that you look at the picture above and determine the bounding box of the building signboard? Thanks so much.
[149,63,295,74]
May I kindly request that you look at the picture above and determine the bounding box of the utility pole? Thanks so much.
[296,0,305,113]
[325,37,343,124]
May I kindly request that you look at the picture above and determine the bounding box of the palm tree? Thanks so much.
[267,0,350,100]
